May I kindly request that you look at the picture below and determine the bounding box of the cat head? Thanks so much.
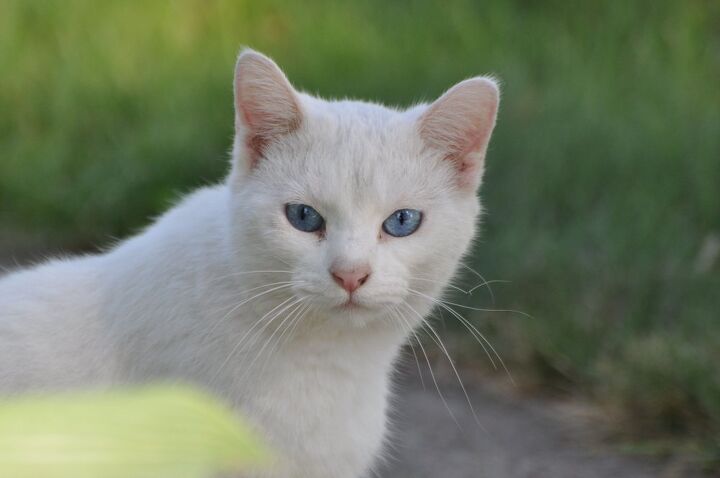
[228,49,499,327]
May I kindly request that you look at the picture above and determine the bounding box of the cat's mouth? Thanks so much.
[327,292,406,312]
[337,298,364,310]
[336,294,385,311]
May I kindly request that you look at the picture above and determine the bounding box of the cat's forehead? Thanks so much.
[269,100,452,213]
[303,98,410,148]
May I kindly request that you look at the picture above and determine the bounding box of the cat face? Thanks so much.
[228,50,498,326]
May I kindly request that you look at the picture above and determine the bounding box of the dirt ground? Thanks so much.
[377,362,706,478]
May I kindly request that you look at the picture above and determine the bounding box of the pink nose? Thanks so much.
[330,265,371,294]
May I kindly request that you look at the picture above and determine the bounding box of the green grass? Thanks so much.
[1,0,719,470]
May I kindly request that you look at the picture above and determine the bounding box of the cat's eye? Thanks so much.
[382,209,422,237]
[285,203,325,233]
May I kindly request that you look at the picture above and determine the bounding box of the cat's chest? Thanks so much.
[225,332,400,476]
[237,335,395,426]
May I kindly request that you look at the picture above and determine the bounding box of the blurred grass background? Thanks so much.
[1,0,719,470]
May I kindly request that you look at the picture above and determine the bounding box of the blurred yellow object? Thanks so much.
[0,385,271,478]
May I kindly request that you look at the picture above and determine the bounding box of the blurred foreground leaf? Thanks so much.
[0,385,271,478]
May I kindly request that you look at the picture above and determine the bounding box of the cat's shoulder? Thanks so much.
[148,183,229,232]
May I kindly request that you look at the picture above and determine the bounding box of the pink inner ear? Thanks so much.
[419,77,499,189]
[454,114,496,185]
[423,118,491,189]
[238,91,301,168]
[244,133,267,169]
[453,153,482,189]
[234,50,303,170]
[240,104,296,167]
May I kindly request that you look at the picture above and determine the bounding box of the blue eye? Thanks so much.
[285,203,325,233]
[382,209,422,237]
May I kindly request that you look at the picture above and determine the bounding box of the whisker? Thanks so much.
[410,276,469,295]
[467,279,510,295]
[238,296,303,357]
[206,270,294,285]
[386,305,425,390]
[459,263,497,304]
[280,302,315,350]
[216,282,297,321]
[204,281,300,340]
[391,304,461,430]
[412,287,533,319]
[211,294,298,383]
[239,297,306,381]
[256,299,308,371]
[284,302,314,345]
[407,289,515,385]
[256,301,316,378]
[408,290,498,364]
[231,280,300,298]
[404,302,483,428]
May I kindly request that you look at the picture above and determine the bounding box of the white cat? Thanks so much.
[0,49,499,477]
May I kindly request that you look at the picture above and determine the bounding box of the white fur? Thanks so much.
[0,49,499,478]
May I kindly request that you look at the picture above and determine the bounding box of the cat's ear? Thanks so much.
[233,49,303,172]
[418,77,499,191]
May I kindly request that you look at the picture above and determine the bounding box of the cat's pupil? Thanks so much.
[397,211,405,225]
